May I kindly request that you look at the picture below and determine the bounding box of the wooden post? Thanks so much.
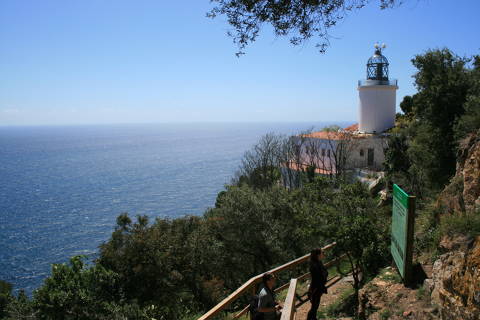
[404,195,415,286]
[280,279,297,320]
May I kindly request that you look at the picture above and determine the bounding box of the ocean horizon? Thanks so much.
[0,121,352,294]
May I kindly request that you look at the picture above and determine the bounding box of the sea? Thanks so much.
[0,122,350,294]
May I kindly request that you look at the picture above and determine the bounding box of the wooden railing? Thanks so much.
[198,242,344,320]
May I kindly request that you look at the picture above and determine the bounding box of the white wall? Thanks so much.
[347,137,386,170]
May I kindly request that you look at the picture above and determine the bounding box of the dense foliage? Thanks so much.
[385,48,480,265]
[0,281,12,319]
[386,49,480,195]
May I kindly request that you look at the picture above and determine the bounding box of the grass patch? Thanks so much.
[317,287,356,319]
[378,267,402,283]
[380,308,392,320]
[328,258,352,278]
[440,211,480,238]
[416,284,430,302]
[414,204,446,264]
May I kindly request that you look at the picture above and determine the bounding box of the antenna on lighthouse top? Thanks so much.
[374,42,386,53]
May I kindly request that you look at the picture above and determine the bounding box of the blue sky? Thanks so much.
[1,0,479,125]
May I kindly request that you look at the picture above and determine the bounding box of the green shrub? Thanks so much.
[415,207,442,255]
[0,280,12,318]
[380,308,392,320]
[440,211,480,238]
[323,287,356,317]
[416,284,427,300]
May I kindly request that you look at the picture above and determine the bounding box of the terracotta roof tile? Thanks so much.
[344,123,359,131]
[303,123,360,140]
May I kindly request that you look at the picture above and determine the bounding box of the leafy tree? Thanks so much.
[407,48,471,189]
[323,182,389,311]
[0,280,12,319]
[99,214,223,316]
[1,256,158,320]
[399,95,414,118]
[384,131,410,177]
[33,256,151,320]
[207,0,401,55]
[208,185,296,287]
[385,49,478,195]
[454,55,480,140]
[4,290,37,320]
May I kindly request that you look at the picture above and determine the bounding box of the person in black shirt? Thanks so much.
[307,248,328,320]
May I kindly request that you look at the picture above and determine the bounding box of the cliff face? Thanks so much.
[426,236,480,320]
[460,131,480,212]
[437,130,480,213]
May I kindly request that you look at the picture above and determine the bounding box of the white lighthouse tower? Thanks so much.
[358,44,398,133]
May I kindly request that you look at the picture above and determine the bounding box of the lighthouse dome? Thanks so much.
[367,48,389,81]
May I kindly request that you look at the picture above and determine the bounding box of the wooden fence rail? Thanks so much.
[197,242,337,320]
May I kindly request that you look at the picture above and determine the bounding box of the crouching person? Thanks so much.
[257,272,282,320]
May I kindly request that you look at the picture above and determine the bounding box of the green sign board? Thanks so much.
[391,184,415,284]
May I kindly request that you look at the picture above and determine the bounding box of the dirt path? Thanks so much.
[295,279,352,320]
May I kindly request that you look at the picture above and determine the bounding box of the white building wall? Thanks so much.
[302,136,386,172]
[347,137,386,170]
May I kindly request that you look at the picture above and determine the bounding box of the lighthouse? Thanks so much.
[358,44,398,133]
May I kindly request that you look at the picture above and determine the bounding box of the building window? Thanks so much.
[327,149,331,157]
[359,149,364,157]
[321,149,326,157]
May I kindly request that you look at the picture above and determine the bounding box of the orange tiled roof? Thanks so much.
[344,123,359,131]
[303,123,360,140]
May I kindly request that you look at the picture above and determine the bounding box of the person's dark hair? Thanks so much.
[310,248,323,264]
[262,272,275,287]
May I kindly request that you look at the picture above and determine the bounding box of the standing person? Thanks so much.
[307,248,328,320]
[257,272,282,320]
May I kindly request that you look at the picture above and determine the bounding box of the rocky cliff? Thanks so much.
[425,236,480,320]
[427,130,480,319]
[437,130,480,213]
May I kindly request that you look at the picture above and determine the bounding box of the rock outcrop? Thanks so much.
[437,130,480,213]
[426,236,480,320]
[358,267,439,320]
